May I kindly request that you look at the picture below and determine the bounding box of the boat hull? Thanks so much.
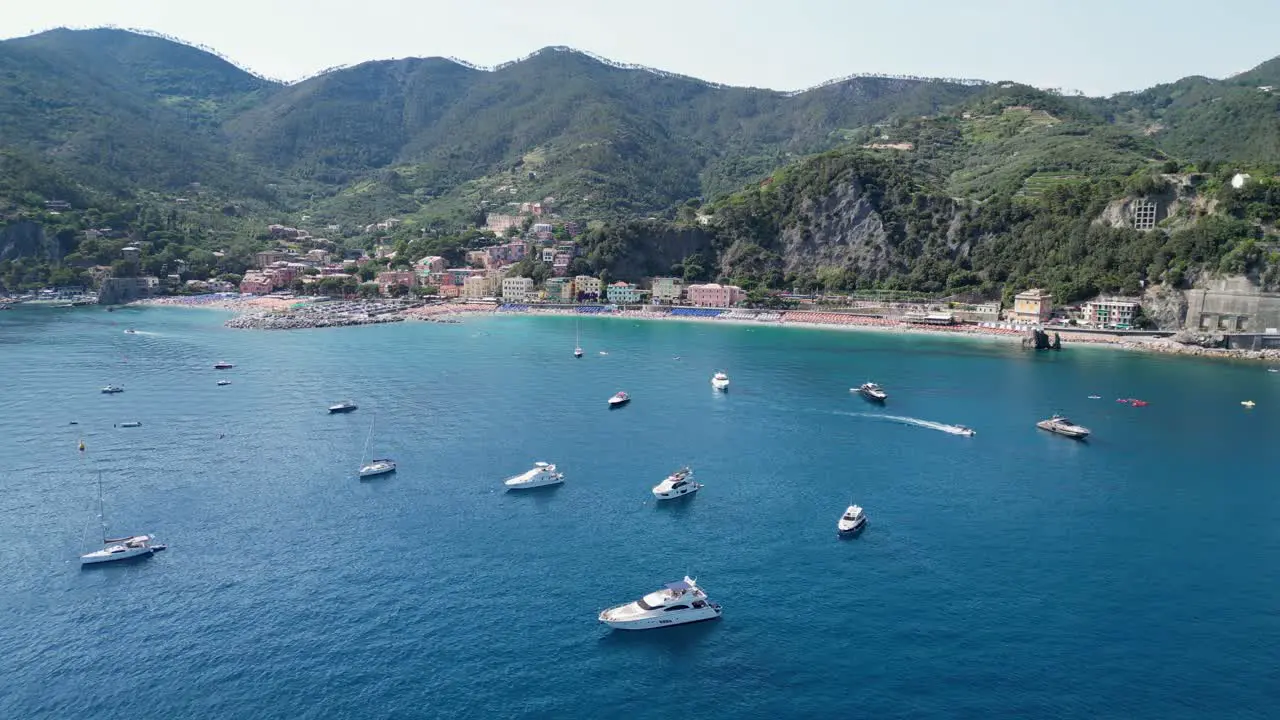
[359,464,396,478]
[1036,422,1089,439]
[838,518,867,535]
[599,607,722,630]
[711,381,729,391]
[329,407,358,414]
[653,485,700,500]
[608,398,630,409]
[505,477,564,490]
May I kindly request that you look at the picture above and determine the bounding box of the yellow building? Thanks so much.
[462,275,501,299]
[574,275,602,299]
[1012,289,1053,324]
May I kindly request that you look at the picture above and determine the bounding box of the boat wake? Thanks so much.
[844,412,975,436]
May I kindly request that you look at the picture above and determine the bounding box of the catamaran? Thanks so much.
[80,472,165,565]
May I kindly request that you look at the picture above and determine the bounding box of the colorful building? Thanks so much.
[1012,288,1054,325]
[574,275,602,300]
[686,283,746,307]
[1083,298,1138,328]
[239,272,274,295]
[606,282,643,305]
[545,277,576,303]
[415,256,446,274]
[650,277,685,304]
[462,275,501,299]
[502,276,535,301]
[376,270,418,292]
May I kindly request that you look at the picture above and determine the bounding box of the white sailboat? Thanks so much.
[574,318,583,358]
[357,413,396,478]
[80,472,165,565]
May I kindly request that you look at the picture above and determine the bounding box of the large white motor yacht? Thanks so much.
[837,505,867,535]
[81,534,165,565]
[856,382,887,402]
[504,462,564,490]
[652,467,701,500]
[598,576,722,630]
[711,372,730,391]
[1036,415,1090,439]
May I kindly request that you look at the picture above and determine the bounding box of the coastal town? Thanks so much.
[6,210,1280,361]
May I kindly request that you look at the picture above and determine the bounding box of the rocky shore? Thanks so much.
[224,299,409,330]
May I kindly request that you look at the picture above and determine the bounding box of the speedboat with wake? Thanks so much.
[652,467,700,500]
[837,504,867,536]
[953,425,976,437]
[504,461,564,490]
[856,382,887,402]
[598,577,722,630]
[1036,415,1090,439]
[711,372,730,391]
[608,391,630,408]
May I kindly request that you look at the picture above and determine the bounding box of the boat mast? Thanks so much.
[360,414,376,467]
[97,471,106,544]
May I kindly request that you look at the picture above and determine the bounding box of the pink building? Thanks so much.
[376,270,418,292]
[415,256,446,274]
[686,283,747,308]
[239,272,274,295]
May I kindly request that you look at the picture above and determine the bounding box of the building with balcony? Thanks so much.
[686,283,746,307]
[650,277,685,304]
[606,282,643,305]
[462,275,501,299]
[574,275,602,300]
[1083,298,1138,328]
[502,276,535,301]
[240,272,274,295]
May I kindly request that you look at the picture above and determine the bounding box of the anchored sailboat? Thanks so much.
[80,472,165,565]
[357,413,397,478]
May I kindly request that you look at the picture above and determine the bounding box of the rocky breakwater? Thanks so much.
[1116,331,1280,361]
[225,300,409,330]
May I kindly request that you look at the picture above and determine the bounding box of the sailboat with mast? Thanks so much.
[574,317,583,358]
[357,413,397,478]
[80,472,165,565]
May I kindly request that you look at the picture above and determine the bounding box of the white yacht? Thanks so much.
[711,372,730,391]
[574,319,583,358]
[598,577,722,630]
[504,461,564,489]
[80,473,165,565]
[652,467,701,500]
[1036,415,1090,439]
[608,391,630,408]
[101,385,124,394]
[856,382,887,402]
[837,504,867,535]
[359,459,397,478]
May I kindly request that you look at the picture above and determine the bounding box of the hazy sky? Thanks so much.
[3,0,1276,95]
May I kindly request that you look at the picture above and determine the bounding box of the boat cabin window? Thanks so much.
[692,600,706,608]
[671,481,685,489]
[663,605,690,612]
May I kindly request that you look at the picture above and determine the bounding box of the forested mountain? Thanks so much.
[2,27,1280,303]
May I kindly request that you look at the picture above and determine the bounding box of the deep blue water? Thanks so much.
[1,306,1278,719]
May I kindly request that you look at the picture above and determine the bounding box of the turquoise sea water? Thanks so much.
[2,306,1278,719]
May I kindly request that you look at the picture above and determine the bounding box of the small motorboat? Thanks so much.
[711,372,730,391]
[217,380,232,386]
[652,467,701,500]
[328,401,359,414]
[599,351,608,356]
[608,391,630,408]
[124,329,137,334]
[358,459,397,478]
[856,382,887,402]
[838,504,867,535]
[1130,400,1148,407]
[118,421,142,429]
[504,462,564,490]
[1087,395,1101,399]
[1242,400,1256,408]
[574,347,583,358]
[1268,368,1278,373]
[1036,415,1089,439]
[101,385,124,394]
[953,425,977,437]
[213,361,234,370]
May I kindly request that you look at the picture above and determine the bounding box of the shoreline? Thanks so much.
[125,294,1280,362]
